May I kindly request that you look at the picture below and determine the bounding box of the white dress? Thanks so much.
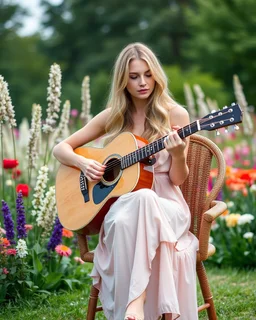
[91,149,199,320]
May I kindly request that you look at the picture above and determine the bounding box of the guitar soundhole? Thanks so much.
[103,158,121,183]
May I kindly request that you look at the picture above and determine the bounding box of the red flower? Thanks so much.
[12,169,22,179]
[3,159,19,169]
[16,184,30,197]
[6,248,17,255]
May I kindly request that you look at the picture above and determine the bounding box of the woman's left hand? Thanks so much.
[164,126,187,158]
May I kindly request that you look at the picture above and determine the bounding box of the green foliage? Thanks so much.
[163,64,231,108]
[0,267,256,319]
[184,0,256,106]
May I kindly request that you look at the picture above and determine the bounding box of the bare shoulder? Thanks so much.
[169,104,190,127]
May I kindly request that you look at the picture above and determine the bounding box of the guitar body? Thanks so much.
[55,132,154,234]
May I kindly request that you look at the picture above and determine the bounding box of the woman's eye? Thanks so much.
[146,74,152,77]
[130,75,137,79]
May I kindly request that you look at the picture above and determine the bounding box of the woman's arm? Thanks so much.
[164,106,190,186]
[53,109,110,181]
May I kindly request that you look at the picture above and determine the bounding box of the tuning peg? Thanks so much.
[234,124,239,131]
[216,129,220,136]
[231,102,236,106]
[223,106,228,109]
[225,127,229,133]
[211,110,216,113]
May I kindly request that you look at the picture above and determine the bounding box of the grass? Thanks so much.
[0,265,256,320]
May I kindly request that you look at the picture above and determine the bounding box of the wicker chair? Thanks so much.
[77,134,227,320]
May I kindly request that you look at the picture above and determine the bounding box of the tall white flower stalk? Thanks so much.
[42,63,62,164]
[27,104,42,185]
[80,75,92,125]
[0,75,17,199]
[233,75,254,136]
[53,100,71,146]
[183,83,197,121]
[31,165,49,217]
[193,84,210,119]
[36,186,57,237]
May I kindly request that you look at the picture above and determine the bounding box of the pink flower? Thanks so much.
[25,224,33,231]
[55,244,72,257]
[74,256,85,264]
[6,248,17,255]
[0,227,6,235]
[2,268,9,274]
[70,109,79,118]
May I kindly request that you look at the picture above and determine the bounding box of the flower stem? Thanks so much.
[0,122,5,200]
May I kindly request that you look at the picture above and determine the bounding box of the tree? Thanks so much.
[183,0,256,105]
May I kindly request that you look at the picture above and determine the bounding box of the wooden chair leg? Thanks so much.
[197,261,217,320]
[86,285,99,320]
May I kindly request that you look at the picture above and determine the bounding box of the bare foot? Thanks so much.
[124,291,146,320]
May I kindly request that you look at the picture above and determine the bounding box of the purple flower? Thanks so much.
[2,200,15,244]
[47,217,63,251]
[16,191,27,239]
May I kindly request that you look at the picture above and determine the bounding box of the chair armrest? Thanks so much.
[197,200,227,261]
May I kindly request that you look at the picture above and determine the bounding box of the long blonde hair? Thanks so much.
[104,42,179,144]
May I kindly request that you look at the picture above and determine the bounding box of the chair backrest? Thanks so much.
[180,134,226,238]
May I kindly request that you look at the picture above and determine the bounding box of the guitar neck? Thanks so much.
[121,120,199,169]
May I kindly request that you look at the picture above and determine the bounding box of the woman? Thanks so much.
[53,42,199,320]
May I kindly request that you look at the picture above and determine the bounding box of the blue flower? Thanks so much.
[47,217,63,251]
[2,200,15,244]
[16,191,27,239]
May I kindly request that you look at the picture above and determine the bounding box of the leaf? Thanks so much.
[43,272,63,290]
[32,250,43,274]
[62,279,81,290]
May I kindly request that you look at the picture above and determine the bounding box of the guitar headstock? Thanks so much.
[200,103,243,132]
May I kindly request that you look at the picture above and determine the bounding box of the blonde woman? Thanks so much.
[53,43,198,320]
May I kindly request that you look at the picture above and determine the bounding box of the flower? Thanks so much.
[31,165,49,216]
[37,186,57,235]
[2,200,15,244]
[1,237,10,247]
[42,63,62,133]
[27,104,42,170]
[70,109,78,117]
[6,248,17,255]
[2,268,9,275]
[47,217,63,251]
[243,232,254,240]
[16,184,30,197]
[74,256,85,264]
[16,239,28,258]
[3,159,19,169]
[55,244,72,257]
[225,213,241,227]
[62,228,74,238]
[25,224,33,231]
[238,214,255,225]
[16,192,27,239]
[12,168,22,179]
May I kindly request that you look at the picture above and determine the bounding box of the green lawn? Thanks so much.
[0,266,255,320]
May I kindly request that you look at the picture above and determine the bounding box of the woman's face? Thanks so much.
[126,59,156,102]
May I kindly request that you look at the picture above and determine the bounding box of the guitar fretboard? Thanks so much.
[121,120,198,169]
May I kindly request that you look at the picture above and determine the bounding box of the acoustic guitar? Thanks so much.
[55,103,242,234]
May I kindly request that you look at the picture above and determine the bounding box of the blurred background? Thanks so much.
[0,0,255,124]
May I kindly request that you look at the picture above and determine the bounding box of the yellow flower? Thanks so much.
[225,213,241,227]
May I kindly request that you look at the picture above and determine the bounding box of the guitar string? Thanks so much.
[103,116,234,173]
[102,112,237,173]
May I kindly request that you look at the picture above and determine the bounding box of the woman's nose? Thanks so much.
[139,76,146,86]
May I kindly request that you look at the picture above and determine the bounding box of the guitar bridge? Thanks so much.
[80,171,89,203]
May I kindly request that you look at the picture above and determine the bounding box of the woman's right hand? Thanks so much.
[76,156,106,181]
